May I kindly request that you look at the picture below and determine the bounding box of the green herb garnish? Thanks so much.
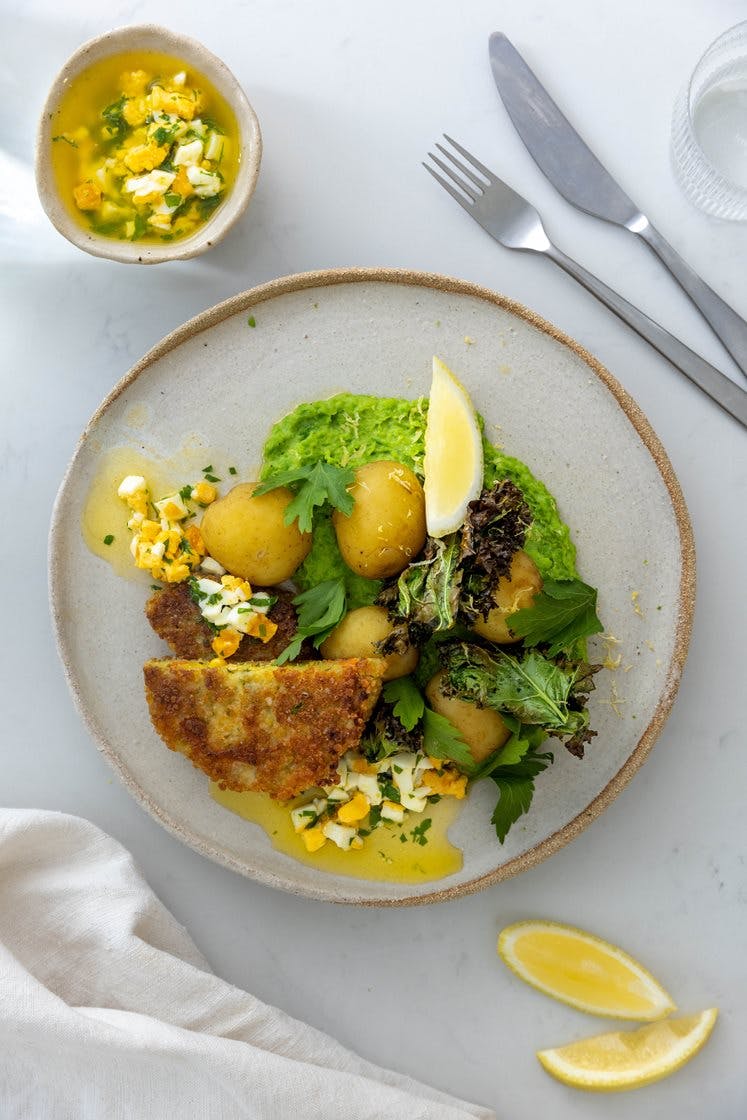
[52,134,77,148]
[489,748,553,844]
[509,578,603,655]
[382,676,425,732]
[275,578,347,664]
[101,94,128,140]
[247,315,256,328]
[421,708,474,770]
[410,818,432,846]
[255,462,355,534]
[103,534,115,546]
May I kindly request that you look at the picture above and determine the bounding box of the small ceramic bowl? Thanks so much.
[35,25,262,264]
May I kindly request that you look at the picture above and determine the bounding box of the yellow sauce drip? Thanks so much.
[81,442,222,578]
[211,783,464,883]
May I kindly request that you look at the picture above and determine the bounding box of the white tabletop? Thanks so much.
[4,1,747,1116]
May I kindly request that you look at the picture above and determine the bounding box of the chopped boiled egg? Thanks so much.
[290,798,328,833]
[322,821,363,851]
[191,480,217,505]
[186,165,221,198]
[204,132,225,162]
[289,746,466,857]
[154,492,190,521]
[187,574,278,654]
[380,800,405,824]
[118,475,213,584]
[336,791,370,824]
[173,139,204,166]
[123,169,175,203]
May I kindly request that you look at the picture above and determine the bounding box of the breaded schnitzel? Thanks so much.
[143,657,385,800]
[145,582,310,662]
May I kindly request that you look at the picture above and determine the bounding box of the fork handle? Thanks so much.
[545,244,747,429]
[634,219,747,381]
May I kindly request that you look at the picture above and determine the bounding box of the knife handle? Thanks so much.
[545,245,747,429]
[633,220,747,381]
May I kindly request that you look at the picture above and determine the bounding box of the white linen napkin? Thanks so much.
[0,809,494,1120]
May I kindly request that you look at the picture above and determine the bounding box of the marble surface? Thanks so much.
[2,1,746,1116]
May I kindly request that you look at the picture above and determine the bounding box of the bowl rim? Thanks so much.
[48,265,697,907]
[35,23,262,264]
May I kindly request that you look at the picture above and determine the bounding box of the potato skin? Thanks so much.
[425,671,511,764]
[472,550,543,644]
[200,482,311,584]
[332,460,426,580]
[320,605,418,681]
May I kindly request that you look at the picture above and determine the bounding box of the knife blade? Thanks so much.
[488,31,747,381]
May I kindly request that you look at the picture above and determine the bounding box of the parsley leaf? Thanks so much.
[489,748,553,843]
[410,818,432,846]
[101,94,128,139]
[422,708,474,770]
[52,134,78,148]
[254,462,355,534]
[275,578,346,664]
[382,677,425,732]
[509,578,603,656]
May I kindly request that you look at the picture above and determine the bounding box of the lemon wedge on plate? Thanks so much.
[537,1008,718,1091]
[423,356,483,537]
[498,920,676,1020]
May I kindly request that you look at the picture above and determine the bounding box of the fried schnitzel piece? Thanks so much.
[143,657,386,800]
[145,582,311,662]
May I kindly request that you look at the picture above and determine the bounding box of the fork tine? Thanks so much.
[435,142,488,192]
[423,162,474,211]
[441,134,495,183]
[426,151,479,202]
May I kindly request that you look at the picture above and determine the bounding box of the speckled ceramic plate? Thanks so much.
[49,268,694,905]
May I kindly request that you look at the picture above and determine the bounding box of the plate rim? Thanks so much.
[49,266,696,906]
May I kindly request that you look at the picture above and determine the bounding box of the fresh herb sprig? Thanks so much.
[509,577,603,655]
[255,461,355,534]
[382,676,424,731]
[489,746,554,844]
[275,578,346,664]
[421,708,474,770]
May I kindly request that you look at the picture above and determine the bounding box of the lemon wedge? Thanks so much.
[537,1008,718,1091]
[498,920,676,1021]
[423,356,483,537]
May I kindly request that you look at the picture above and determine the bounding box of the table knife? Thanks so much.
[488,31,747,381]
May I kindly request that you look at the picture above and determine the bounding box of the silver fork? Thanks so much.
[424,135,747,429]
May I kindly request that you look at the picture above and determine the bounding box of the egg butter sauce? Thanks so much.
[50,50,240,244]
[211,784,462,883]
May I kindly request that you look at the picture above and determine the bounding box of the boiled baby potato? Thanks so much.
[332,460,426,579]
[320,605,418,681]
[472,550,543,644]
[425,670,511,765]
[200,482,311,584]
